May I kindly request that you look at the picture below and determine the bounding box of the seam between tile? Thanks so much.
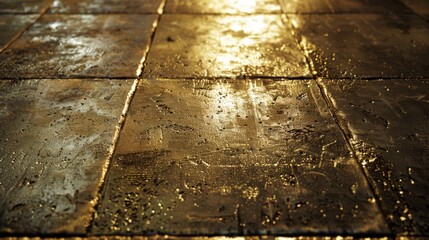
[0,0,53,55]
[44,12,161,15]
[163,12,282,16]
[280,12,393,234]
[1,76,426,81]
[85,0,168,234]
[141,76,314,80]
[0,76,140,80]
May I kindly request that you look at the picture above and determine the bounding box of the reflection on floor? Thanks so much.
[0,0,428,237]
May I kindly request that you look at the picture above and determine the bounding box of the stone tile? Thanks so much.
[279,0,411,14]
[0,0,49,13]
[165,0,281,14]
[143,15,310,79]
[322,79,429,234]
[0,14,157,79]
[290,14,429,79]
[0,79,132,234]
[400,0,429,20]
[50,0,163,14]
[0,15,38,50]
[91,79,388,235]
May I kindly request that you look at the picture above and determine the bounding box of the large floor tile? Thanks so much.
[279,0,411,14]
[0,14,157,79]
[0,15,38,50]
[91,79,388,235]
[143,15,310,79]
[322,79,429,234]
[165,0,281,14]
[50,0,163,14]
[0,79,132,234]
[290,14,429,79]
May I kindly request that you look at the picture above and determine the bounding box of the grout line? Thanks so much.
[85,0,168,234]
[135,0,167,78]
[0,0,54,55]
[128,12,413,16]
[0,77,137,80]
[162,12,282,16]
[0,12,42,15]
[0,233,400,238]
[283,11,415,15]
[85,77,139,233]
[141,76,314,80]
[0,76,427,81]
[0,11,419,16]
[44,12,161,15]
[280,13,394,234]
[0,11,415,16]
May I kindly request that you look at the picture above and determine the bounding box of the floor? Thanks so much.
[0,0,428,238]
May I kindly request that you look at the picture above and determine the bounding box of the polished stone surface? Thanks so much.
[50,0,163,14]
[143,15,310,79]
[290,14,429,79]
[0,14,157,79]
[0,79,132,234]
[322,79,429,234]
[92,79,387,235]
[165,0,281,14]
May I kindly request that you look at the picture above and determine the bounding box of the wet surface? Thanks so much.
[0,79,132,234]
[143,15,310,79]
[0,0,49,13]
[164,0,281,14]
[279,0,412,14]
[0,14,157,79]
[0,0,428,237]
[290,14,429,79]
[49,0,163,14]
[0,15,38,50]
[322,79,429,234]
[92,79,388,235]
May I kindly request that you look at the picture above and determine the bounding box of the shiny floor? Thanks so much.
[0,0,428,238]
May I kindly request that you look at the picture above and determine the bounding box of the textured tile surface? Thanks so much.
[92,79,388,235]
[322,79,429,234]
[0,15,38,50]
[50,0,163,14]
[165,0,281,14]
[0,14,157,79]
[279,0,411,13]
[0,79,132,234]
[143,15,310,79]
[290,14,429,79]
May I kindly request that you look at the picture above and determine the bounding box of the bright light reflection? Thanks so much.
[197,15,280,76]
[289,16,300,29]
[227,17,270,35]
[229,0,257,13]
[48,21,62,31]
[203,0,259,14]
